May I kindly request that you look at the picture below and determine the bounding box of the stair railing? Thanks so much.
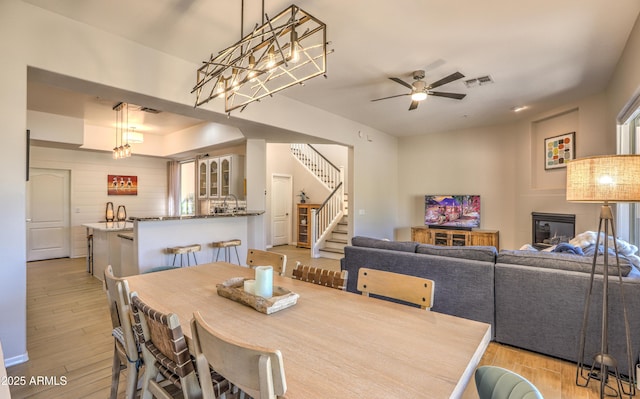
[310,182,344,258]
[290,144,341,190]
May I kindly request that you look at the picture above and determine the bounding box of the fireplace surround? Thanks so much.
[532,212,576,249]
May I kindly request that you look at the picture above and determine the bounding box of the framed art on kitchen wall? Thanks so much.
[108,175,137,195]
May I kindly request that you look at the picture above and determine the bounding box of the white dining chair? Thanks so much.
[191,311,287,399]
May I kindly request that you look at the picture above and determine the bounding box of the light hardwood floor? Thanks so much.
[7,246,622,398]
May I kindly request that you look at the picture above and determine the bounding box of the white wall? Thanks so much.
[351,132,399,239]
[28,110,84,145]
[608,14,640,124]
[29,146,169,258]
[396,124,516,246]
[0,0,29,366]
[396,92,614,250]
[246,139,267,250]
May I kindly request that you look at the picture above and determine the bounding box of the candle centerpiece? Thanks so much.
[243,279,256,295]
[254,266,273,298]
[216,276,299,314]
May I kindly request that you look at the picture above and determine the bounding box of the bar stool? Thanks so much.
[167,244,201,267]
[211,239,241,264]
[86,232,94,274]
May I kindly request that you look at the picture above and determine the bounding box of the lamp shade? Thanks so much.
[566,155,640,202]
[123,130,144,143]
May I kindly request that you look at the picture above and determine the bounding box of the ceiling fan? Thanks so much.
[371,70,466,111]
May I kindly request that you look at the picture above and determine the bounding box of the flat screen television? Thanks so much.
[424,195,481,230]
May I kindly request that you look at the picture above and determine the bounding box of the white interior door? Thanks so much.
[27,168,70,261]
[271,174,292,246]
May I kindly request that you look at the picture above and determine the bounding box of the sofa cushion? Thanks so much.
[497,250,632,276]
[416,244,497,263]
[351,236,418,253]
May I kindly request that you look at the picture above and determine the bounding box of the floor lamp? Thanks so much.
[567,155,640,398]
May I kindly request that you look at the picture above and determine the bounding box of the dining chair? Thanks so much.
[191,311,287,399]
[246,248,287,277]
[130,292,229,399]
[475,366,543,399]
[291,261,348,291]
[356,267,435,310]
[104,265,142,399]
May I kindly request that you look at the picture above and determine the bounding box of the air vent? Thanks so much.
[464,75,494,88]
[140,107,161,114]
[477,75,493,85]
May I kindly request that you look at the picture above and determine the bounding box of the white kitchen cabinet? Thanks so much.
[209,157,219,197]
[220,155,245,198]
[198,155,244,199]
[198,159,208,199]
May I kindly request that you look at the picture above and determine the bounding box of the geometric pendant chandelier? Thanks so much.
[192,4,327,113]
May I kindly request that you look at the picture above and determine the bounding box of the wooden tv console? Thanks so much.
[411,226,499,250]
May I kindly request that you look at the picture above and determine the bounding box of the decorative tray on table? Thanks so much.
[216,277,299,315]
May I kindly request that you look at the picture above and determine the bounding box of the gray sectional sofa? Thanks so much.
[341,236,640,375]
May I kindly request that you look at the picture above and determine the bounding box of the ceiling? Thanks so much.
[23,0,640,138]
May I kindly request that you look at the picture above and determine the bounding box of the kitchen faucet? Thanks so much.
[222,194,238,214]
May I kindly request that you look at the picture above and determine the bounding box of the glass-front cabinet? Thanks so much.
[209,158,219,198]
[198,159,208,199]
[220,156,231,197]
[197,154,244,200]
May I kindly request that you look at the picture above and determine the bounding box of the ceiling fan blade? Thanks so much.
[429,91,467,100]
[371,93,411,102]
[389,77,414,90]
[427,72,465,90]
[409,100,419,111]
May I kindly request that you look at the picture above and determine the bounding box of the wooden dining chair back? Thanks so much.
[292,262,349,291]
[357,268,435,310]
[130,292,206,399]
[103,265,141,399]
[246,249,287,277]
[191,311,287,399]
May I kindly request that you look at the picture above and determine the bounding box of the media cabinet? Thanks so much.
[411,226,499,250]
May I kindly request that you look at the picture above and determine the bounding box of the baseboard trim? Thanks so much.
[5,351,29,367]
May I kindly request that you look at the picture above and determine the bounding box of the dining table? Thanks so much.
[125,262,491,398]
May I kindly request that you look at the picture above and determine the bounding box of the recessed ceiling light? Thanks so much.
[511,106,527,112]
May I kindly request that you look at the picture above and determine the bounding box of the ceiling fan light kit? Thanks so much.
[192,3,328,113]
[372,70,467,111]
[411,80,428,101]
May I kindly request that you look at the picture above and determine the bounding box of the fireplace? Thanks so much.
[532,212,576,249]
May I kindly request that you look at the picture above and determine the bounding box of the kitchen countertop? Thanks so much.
[82,221,134,231]
[129,211,265,221]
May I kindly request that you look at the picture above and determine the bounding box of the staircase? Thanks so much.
[290,144,349,258]
[320,214,348,259]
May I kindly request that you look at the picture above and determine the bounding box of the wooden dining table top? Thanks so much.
[125,262,491,399]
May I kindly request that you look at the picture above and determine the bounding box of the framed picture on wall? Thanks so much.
[108,175,138,195]
[545,132,575,170]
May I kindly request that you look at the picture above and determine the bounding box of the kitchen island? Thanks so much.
[82,221,134,280]
[127,211,264,275]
